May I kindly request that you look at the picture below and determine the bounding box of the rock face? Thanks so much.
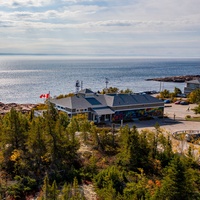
[146,75,200,82]
[0,102,36,115]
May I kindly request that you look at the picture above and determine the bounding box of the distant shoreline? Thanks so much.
[146,75,200,83]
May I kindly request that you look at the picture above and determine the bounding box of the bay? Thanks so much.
[0,56,200,104]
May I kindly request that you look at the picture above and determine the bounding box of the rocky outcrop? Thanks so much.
[146,75,200,82]
[0,102,36,115]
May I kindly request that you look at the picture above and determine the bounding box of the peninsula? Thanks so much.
[146,75,200,82]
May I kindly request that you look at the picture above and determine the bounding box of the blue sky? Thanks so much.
[0,0,200,57]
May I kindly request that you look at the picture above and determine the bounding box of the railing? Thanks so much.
[172,130,200,143]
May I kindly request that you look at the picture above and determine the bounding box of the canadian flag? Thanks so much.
[40,93,50,99]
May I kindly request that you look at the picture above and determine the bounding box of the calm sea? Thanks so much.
[0,56,200,104]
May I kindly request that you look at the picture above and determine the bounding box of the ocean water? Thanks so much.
[0,56,200,104]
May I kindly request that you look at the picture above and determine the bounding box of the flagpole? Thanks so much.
[47,91,50,107]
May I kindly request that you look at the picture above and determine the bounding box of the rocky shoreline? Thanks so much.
[0,102,37,115]
[146,75,200,82]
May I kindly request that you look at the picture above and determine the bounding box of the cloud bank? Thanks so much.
[0,0,199,57]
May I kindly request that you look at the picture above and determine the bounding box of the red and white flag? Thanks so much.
[40,93,50,99]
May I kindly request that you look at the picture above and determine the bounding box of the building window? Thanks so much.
[106,114,110,119]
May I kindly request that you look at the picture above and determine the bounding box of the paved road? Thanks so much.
[120,103,200,133]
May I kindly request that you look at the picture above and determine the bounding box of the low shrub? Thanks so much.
[185,115,191,119]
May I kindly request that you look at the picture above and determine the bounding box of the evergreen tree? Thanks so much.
[155,155,200,200]
[40,175,51,200]
[98,181,117,200]
[7,175,37,200]
[124,170,149,200]
[50,180,59,200]
[71,177,85,200]
[157,134,173,167]
[118,125,142,171]
[58,111,70,129]
[26,117,47,177]
[1,108,29,150]
[0,108,29,176]
[94,166,125,196]
[79,117,91,144]
[60,183,71,200]
[90,122,102,150]
[138,130,151,172]
[174,87,182,96]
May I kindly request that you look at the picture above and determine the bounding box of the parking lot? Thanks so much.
[123,103,200,134]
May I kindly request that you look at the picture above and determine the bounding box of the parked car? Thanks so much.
[175,100,181,104]
[180,101,188,105]
[164,99,171,104]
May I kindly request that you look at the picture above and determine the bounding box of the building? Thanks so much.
[184,79,200,95]
[50,89,164,123]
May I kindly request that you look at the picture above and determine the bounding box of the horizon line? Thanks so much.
[0,53,200,59]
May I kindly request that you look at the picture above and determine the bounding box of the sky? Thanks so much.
[0,0,200,58]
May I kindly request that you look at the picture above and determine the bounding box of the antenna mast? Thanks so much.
[105,78,109,89]
[81,81,83,90]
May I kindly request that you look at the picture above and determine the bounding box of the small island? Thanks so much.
[146,75,200,82]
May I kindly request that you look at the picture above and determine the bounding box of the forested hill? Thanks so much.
[0,104,200,199]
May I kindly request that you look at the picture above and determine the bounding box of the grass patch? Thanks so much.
[185,116,200,121]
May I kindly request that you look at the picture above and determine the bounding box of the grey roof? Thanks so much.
[50,93,108,109]
[78,88,94,95]
[50,97,72,108]
[105,93,163,107]
[50,89,163,110]
[92,107,115,115]
[50,95,90,109]
[186,79,200,84]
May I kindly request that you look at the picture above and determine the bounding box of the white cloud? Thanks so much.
[0,4,104,22]
[0,6,199,33]
[0,0,52,8]
[61,0,96,2]
[0,0,200,57]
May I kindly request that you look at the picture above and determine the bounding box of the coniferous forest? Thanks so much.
[0,103,200,199]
